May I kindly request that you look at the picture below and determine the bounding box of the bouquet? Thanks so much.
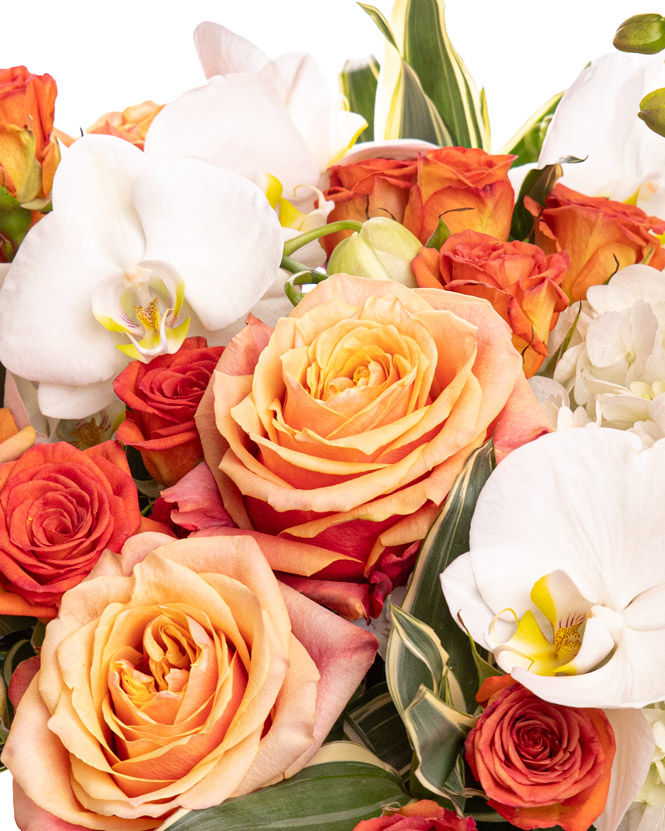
[1,3,665,830]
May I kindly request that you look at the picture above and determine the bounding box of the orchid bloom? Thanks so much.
[539,51,665,218]
[441,427,665,710]
[144,22,367,224]
[0,134,282,419]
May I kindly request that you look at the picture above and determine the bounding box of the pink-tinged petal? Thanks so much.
[157,463,233,532]
[13,783,93,831]
[193,22,271,78]
[8,656,40,708]
[491,373,551,462]
[145,75,320,198]
[595,708,655,831]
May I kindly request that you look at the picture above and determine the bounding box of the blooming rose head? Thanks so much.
[0,440,141,617]
[196,274,550,620]
[113,337,223,486]
[352,800,477,830]
[0,65,60,206]
[466,675,615,831]
[412,230,570,377]
[529,183,665,301]
[2,531,378,829]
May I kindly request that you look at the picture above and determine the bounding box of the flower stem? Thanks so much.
[282,220,363,257]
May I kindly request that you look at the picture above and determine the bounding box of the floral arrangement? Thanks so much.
[1,3,665,830]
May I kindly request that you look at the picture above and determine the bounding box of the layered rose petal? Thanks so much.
[0,441,141,615]
[196,274,549,619]
[3,532,377,829]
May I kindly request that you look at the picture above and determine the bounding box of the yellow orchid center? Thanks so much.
[91,261,190,362]
[490,570,601,676]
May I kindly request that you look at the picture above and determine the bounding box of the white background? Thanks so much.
[0,0,651,827]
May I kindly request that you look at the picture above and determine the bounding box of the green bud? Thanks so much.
[614,13,665,54]
[639,87,665,137]
[327,217,422,287]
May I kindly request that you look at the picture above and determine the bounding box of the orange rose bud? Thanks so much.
[402,147,516,244]
[113,337,223,486]
[57,100,164,151]
[0,66,60,205]
[530,183,665,301]
[466,676,615,831]
[323,156,418,256]
[412,231,570,376]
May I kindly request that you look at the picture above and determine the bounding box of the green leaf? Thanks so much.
[510,162,563,242]
[161,758,409,831]
[343,682,412,777]
[362,3,453,145]
[0,616,36,639]
[500,92,563,167]
[395,0,488,148]
[404,686,474,797]
[340,56,380,143]
[399,439,496,711]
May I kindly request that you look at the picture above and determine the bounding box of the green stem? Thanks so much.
[282,220,363,257]
[280,254,313,275]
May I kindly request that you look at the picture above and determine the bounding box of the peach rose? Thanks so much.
[465,676,615,831]
[57,100,164,151]
[529,183,665,301]
[412,231,570,377]
[113,337,223,486]
[0,440,141,617]
[2,531,378,829]
[353,800,476,830]
[0,65,60,204]
[196,275,550,620]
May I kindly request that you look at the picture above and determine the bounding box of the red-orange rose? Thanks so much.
[113,337,223,486]
[196,274,550,620]
[529,183,665,301]
[353,800,477,830]
[465,675,616,831]
[323,157,418,255]
[0,65,60,204]
[0,440,141,617]
[412,230,570,377]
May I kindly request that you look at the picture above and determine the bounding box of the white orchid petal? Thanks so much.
[559,614,616,674]
[37,379,119,421]
[144,75,320,199]
[338,138,438,164]
[539,52,665,205]
[51,135,146,267]
[595,708,655,831]
[193,22,270,78]
[624,583,665,631]
[0,212,129,387]
[133,158,282,332]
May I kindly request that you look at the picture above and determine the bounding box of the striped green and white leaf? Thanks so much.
[340,56,380,143]
[365,0,488,147]
[161,744,409,831]
[404,685,475,799]
[343,682,412,778]
[361,3,452,145]
[500,91,563,166]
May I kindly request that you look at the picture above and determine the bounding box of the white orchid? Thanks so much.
[144,23,366,214]
[0,134,283,419]
[539,51,665,218]
[551,265,665,444]
[441,427,665,710]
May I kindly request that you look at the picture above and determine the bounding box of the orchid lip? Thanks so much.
[92,259,190,362]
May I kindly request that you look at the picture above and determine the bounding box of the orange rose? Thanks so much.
[0,406,34,463]
[466,676,615,831]
[57,100,163,151]
[113,337,223,486]
[353,800,476,830]
[529,183,665,301]
[402,147,515,244]
[0,65,60,205]
[3,531,378,829]
[196,275,550,620]
[0,440,141,617]
[323,157,418,255]
[412,231,570,377]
